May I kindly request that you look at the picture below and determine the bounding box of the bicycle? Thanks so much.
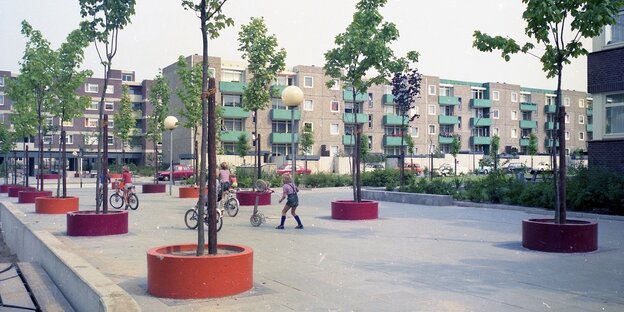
[109,180,139,210]
[220,187,240,217]
[184,202,223,232]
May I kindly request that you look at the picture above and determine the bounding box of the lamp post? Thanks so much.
[164,116,178,195]
[281,86,304,178]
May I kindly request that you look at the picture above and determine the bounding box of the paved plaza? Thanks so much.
[1,178,624,311]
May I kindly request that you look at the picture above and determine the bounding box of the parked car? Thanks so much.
[502,162,526,172]
[437,163,469,176]
[475,165,494,174]
[276,164,312,175]
[365,163,385,170]
[531,162,551,173]
[158,165,194,181]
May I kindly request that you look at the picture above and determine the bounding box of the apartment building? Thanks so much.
[0,69,153,172]
[162,55,590,166]
[587,6,624,173]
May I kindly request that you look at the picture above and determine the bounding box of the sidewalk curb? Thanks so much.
[0,201,140,312]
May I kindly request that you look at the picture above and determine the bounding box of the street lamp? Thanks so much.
[281,86,304,178]
[72,150,83,189]
[164,116,178,195]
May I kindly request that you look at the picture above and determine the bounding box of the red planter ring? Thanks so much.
[67,210,129,236]
[18,190,53,204]
[147,244,253,299]
[142,183,166,194]
[35,196,79,214]
[8,186,36,198]
[331,200,379,220]
[36,174,60,180]
[522,218,598,253]
[179,186,207,198]
[236,191,271,206]
[1,184,22,193]
[109,173,123,179]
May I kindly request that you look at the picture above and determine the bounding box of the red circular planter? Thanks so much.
[522,218,598,253]
[35,196,79,214]
[8,186,36,198]
[1,184,22,193]
[142,183,166,193]
[147,244,253,299]
[236,191,271,206]
[109,173,123,179]
[36,174,60,180]
[331,200,379,220]
[179,186,207,198]
[18,190,53,204]
[67,210,129,236]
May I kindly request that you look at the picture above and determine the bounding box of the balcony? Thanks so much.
[438,115,460,125]
[343,134,356,145]
[520,102,538,111]
[343,90,368,102]
[383,135,404,146]
[220,131,249,143]
[219,81,246,94]
[383,115,408,126]
[270,109,301,121]
[222,106,250,119]
[382,94,394,104]
[343,113,368,124]
[519,120,537,129]
[520,138,530,146]
[544,121,556,130]
[470,117,492,127]
[471,136,491,145]
[586,124,593,132]
[270,132,299,144]
[545,104,556,114]
[545,138,560,148]
[470,98,491,108]
[438,135,455,144]
[586,107,593,116]
[438,96,460,106]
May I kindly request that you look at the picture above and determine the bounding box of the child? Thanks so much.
[276,173,303,229]
[218,162,231,192]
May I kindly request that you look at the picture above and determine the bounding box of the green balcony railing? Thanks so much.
[383,115,408,125]
[586,107,593,116]
[383,135,404,146]
[343,113,368,124]
[343,90,368,102]
[519,120,537,129]
[438,135,455,144]
[270,109,301,121]
[438,95,460,106]
[219,81,246,94]
[471,136,491,145]
[438,115,460,125]
[222,106,250,119]
[544,121,556,130]
[520,138,530,146]
[545,138,560,148]
[520,102,538,111]
[470,98,492,108]
[220,131,249,142]
[470,117,492,127]
[271,132,299,144]
[544,104,556,114]
[343,134,356,145]
[382,94,394,104]
[586,124,593,132]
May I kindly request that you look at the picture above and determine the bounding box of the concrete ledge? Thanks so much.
[361,189,453,206]
[0,201,140,312]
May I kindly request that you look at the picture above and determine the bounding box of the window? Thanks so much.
[511,111,518,120]
[578,115,585,124]
[223,94,242,107]
[222,142,236,155]
[579,99,585,108]
[85,118,98,128]
[428,105,436,115]
[565,131,570,140]
[511,128,518,138]
[511,92,518,102]
[108,121,114,129]
[606,93,624,134]
[605,9,624,45]
[471,88,484,99]
[303,122,313,132]
[492,91,500,101]
[122,73,133,81]
[66,135,73,145]
[368,93,373,108]
[104,102,114,111]
[344,102,362,114]
[88,101,98,110]
[303,99,313,111]
[411,127,419,137]
[330,146,339,156]
[208,67,216,78]
[579,132,585,141]
[303,76,313,88]
[564,97,570,106]
[85,83,98,93]
[0,93,4,106]
[428,85,436,95]
[43,135,53,145]
[546,94,556,105]
[384,104,400,116]
[565,114,570,124]
[223,118,244,131]
[439,85,453,97]
[520,93,531,103]
[106,85,114,94]
[45,117,54,127]
[108,135,114,145]
[492,109,500,119]
[330,100,340,112]
[368,114,373,128]
[428,124,436,135]
[493,128,500,136]
[330,124,339,135]
[62,119,73,127]
[0,114,5,123]
[222,69,244,82]
[0,76,4,87]
[272,120,293,133]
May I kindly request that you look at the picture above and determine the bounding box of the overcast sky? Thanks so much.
[0,0,590,92]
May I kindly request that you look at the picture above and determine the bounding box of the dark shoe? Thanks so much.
[275,225,284,229]
[295,224,303,229]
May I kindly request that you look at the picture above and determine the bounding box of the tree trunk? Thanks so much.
[197,0,208,256]
[61,130,67,198]
[96,64,111,213]
[556,62,566,224]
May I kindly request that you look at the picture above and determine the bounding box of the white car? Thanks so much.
[438,163,469,176]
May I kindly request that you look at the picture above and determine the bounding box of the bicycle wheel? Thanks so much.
[184,209,199,230]
[224,197,239,217]
[250,213,263,227]
[216,210,223,232]
[127,194,139,210]
[109,193,124,209]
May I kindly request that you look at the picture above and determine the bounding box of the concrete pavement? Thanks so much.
[1,180,624,311]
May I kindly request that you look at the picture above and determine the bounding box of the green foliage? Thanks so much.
[181,0,234,40]
[299,130,314,156]
[175,56,203,140]
[528,133,538,156]
[0,124,15,155]
[147,74,170,180]
[566,166,624,215]
[79,0,136,42]
[236,133,250,161]
[361,168,415,188]
[301,173,352,188]
[113,85,136,150]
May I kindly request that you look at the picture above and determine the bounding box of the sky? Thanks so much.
[0,0,591,92]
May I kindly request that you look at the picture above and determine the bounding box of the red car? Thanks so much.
[276,164,311,175]
[158,165,194,181]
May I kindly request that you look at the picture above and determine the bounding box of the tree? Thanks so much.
[324,0,409,202]
[175,56,204,183]
[450,135,461,176]
[473,0,624,224]
[299,130,314,174]
[528,132,538,168]
[391,53,421,188]
[236,133,250,163]
[0,124,16,185]
[147,74,170,184]
[79,0,136,213]
[181,0,233,255]
[114,85,136,166]
[490,135,500,171]
[238,17,286,180]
